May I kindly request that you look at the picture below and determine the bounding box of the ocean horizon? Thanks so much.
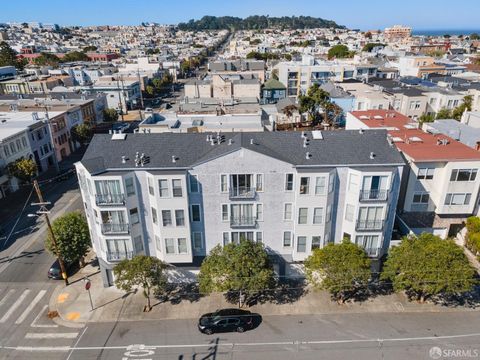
[412,29,480,36]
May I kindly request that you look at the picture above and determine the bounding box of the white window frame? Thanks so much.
[284,203,293,221]
[285,173,294,191]
[256,203,263,221]
[256,174,264,192]
[298,208,308,225]
[315,176,326,195]
[148,176,155,196]
[172,179,183,198]
[177,238,188,254]
[299,177,310,195]
[220,174,228,193]
[444,193,472,206]
[417,168,434,180]
[158,179,169,198]
[221,204,229,222]
[283,231,292,247]
[193,232,203,250]
[296,236,307,253]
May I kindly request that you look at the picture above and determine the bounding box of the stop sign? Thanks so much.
[85,280,91,291]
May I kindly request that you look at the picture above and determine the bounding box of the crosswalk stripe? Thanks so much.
[30,304,58,328]
[0,289,15,308]
[0,289,30,323]
[15,290,47,325]
[25,332,78,339]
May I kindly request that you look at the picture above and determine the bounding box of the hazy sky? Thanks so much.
[1,0,479,30]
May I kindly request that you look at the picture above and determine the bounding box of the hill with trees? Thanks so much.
[178,15,345,31]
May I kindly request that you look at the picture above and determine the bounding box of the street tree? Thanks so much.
[304,239,371,303]
[61,51,89,63]
[435,107,452,119]
[381,233,477,302]
[46,211,91,266]
[34,52,60,66]
[198,240,275,307]
[452,95,473,120]
[7,157,37,182]
[103,108,119,123]
[0,41,26,70]
[113,255,168,312]
[71,123,92,146]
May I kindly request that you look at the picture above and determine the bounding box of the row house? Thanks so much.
[75,130,405,286]
[346,110,480,238]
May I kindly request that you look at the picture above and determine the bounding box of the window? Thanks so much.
[298,208,308,224]
[313,208,323,224]
[256,204,263,221]
[256,232,263,243]
[315,177,326,195]
[175,210,185,226]
[356,235,379,251]
[172,179,182,197]
[165,238,175,254]
[297,236,307,252]
[328,175,335,193]
[311,236,321,250]
[191,204,201,222]
[133,235,144,254]
[155,235,162,251]
[158,179,169,197]
[348,173,359,191]
[125,178,135,197]
[223,232,229,246]
[444,193,472,205]
[220,175,227,192]
[284,203,293,220]
[283,232,292,247]
[285,173,294,191]
[345,204,354,222]
[222,204,229,221]
[300,177,309,194]
[178,238,188,254]
[450,169,477,182]
[162,210,172,226]
[193,232,202,250]
[148,177,154,196]
[413,193,429,204]
[151,207,158,224]
[130,208,139,224]
[256,174,263,192]
[417,168,435,180]
[189,175,199,193]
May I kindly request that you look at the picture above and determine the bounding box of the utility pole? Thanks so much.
[137,68,144,109]
[120,75,128,116]
[32,180,69,286]
[116,76,125,121]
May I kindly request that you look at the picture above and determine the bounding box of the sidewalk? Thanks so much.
[455,228,480,273]
[51,259,480,327]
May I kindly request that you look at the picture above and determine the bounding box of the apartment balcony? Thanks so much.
[106,250,134,262]
[101,223,129,235]
[229,187,256,200]
[356,220,384,231]
[359,189,388,202]
[230,216,257,228]
[95,194,126,206]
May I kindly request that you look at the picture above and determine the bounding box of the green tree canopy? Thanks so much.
[470,33,480,40]
[82,45,97,52]
[114,255,168,311]
[46,211,91,265]
[435,107,453,119]
[61,51,89,63]
[7,157,37,182]
[0,41,26,70]
[452,95,473,120]
[71,123,92,145]
[362,43,386,52]
[198,240,275,307]
[34,52,60,66]
[381,233,477,302]
[328,44,355,59]
[304,239,371,303]
[103,108,119,123]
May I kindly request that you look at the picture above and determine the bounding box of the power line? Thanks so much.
[1,186,34,249]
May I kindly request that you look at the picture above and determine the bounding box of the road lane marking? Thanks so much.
[0,289,30,323]
[25,332,79,339]
[30,305,58,328]
[15,290,46,324]
[0,289,15,308]
[66,327,88,360]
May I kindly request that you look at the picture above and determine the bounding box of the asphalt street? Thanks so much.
[63,312,480,360]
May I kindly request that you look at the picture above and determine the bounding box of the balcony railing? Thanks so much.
[101,223,129,235]
[356,220,384,231]
[229,187,256,200]
[230,216,257,228]
[359,189,388,202]
[106,250,133,262]
[95,194,125,206]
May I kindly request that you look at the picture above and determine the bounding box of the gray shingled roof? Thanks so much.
[80,131,405,174]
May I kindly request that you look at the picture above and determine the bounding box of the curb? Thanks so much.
[49,284,86,329]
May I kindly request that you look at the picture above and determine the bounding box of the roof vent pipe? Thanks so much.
[306,152,311,159]
[359,129,364,134]
[121,156,126,164]
[172,155,176,163]
[250,138,254,145]
[370,152,376,159]
[228,139,232,145]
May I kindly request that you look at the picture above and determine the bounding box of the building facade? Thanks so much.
[76,131,405,286]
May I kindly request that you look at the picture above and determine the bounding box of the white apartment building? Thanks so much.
[275,55,377,97]
[76,130,405,286]
[347,110,480,238]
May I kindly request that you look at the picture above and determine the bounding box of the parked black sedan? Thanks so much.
[198,308,256,335]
